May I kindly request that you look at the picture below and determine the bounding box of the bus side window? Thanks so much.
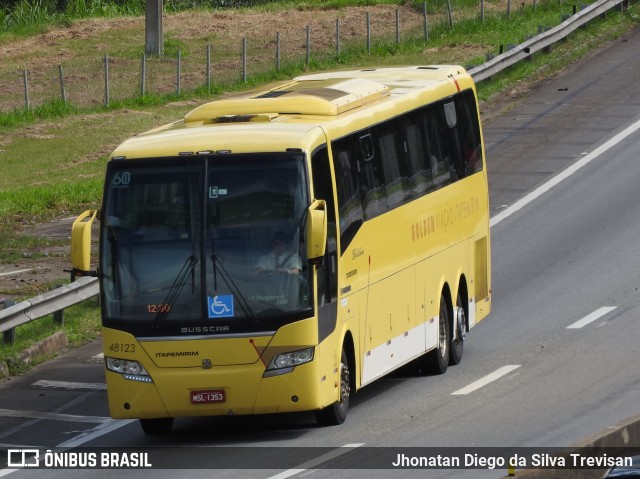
[372,125,403,211]
[456,89,484,175]
[358,132,384,218]
[424,106,451,189]
[401,115,431,199]
[331,137,364,253]
[443,100,464,181]
[356,131,386,220]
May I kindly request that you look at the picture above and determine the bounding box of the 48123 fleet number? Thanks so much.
[108,343,136,353]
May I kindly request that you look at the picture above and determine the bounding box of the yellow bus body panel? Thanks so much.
[103,316,336,419]
[336,171,490,366]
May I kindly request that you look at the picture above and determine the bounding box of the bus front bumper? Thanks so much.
[105,360,325,419]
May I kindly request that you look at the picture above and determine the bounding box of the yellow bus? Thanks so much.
[73,65,491,433]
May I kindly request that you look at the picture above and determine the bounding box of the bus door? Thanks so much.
[311,145,338,344]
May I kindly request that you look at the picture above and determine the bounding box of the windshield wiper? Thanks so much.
[154,255,198,324]
[211,253,256,321]
[103,221,121,299]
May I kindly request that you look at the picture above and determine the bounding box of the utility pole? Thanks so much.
[145,0,163,56]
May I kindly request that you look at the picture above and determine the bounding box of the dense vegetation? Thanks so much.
[1,0,431,32]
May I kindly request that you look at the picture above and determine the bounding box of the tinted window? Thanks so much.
[332,136,364,251]
[330,88,483,255]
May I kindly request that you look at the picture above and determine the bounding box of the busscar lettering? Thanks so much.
[180,326,230,334]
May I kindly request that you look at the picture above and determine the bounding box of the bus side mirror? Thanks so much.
[71,209,98,280]
[306,199,327,264]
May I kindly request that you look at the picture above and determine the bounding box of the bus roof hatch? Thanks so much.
[184,78,390,124]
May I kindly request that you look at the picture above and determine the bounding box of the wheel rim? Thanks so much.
[339,358,350,404]
[439,303,448,358]
[456,306,466,342]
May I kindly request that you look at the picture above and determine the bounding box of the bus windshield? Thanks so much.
[100,154,313,335]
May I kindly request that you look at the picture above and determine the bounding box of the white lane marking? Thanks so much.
[266,443,365,479]
[31,380,106,390]
[0,443,33,448]
[0,408,110,424]
[92,353,104,360]
[452,365,521,395]
[490,118,640,227]
[56,418,135,448]
[0,419,134,478]
[567,306,617,329]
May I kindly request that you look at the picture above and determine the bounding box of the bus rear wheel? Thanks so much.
[315,348,350,426]
[140,417,174,434]
[419,294,450,375]
[450,292,465,366]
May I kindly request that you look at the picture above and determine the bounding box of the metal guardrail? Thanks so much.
[1,276,98,336]
[0,0,630,341]
[468,0,628,82]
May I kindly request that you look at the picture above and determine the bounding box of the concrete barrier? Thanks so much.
[503,414,640,478]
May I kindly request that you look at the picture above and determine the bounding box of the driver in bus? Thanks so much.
[254,231,302,275]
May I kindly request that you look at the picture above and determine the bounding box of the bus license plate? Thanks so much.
[190,389,226,404]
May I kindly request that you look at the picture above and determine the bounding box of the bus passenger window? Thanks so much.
[376,129,402,210]
[443,100,465,180]
[424,109,451,189]
[456,90,483,175]
[357,132,385,220]
[331,138,364,252]
[402,117,431,199]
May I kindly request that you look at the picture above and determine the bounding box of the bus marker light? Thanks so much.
[122,374,153,383]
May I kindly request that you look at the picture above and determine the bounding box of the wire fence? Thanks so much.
[0,0,577,112]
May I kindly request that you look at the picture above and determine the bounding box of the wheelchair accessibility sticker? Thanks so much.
[208,295,234,318]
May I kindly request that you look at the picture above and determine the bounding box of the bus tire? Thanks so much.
[315,348,350,426]
[420,294,450,375]
[140,417,174,434]
[450,292,465,366]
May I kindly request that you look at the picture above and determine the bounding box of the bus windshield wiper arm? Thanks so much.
[103,222,122,299]
[211,254,255,320]
[154,255,198,324]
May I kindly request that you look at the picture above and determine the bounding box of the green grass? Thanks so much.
[0,0,406,39]
[1,0,143,33]
[0,100,80,129]
[0,301,101,373]
[0,229,68,262]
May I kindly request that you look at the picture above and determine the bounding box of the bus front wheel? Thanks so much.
[140,417,174,434]
[315,348,350,426]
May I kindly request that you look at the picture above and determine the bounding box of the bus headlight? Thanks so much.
[106,357,153,383]
[263,348,314,378]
